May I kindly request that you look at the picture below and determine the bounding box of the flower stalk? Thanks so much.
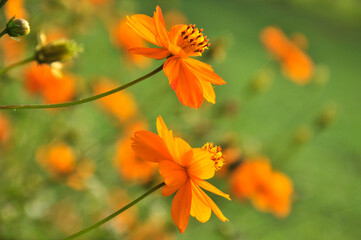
[0,64,164,110]
[64,182,165,240]
[0,0,7,9]
[0,56,35,75]
[0,28,7,38]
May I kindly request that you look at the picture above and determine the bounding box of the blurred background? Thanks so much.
[0,0,360,239]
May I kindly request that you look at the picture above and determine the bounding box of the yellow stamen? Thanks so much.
[178,24,210,56]
[202,142,224,171]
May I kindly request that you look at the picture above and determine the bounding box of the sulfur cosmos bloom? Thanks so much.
[260,26,313,85]
[132,116,230,233]
[127,6,226,109]
[230,157,293,217]
[36,142,76,175]
[24,63,75,104]
[0,113,11,144]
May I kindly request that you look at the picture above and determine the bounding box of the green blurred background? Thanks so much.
[0,0,360,239]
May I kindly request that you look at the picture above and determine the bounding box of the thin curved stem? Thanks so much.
[0,64,164,110]
[0,0,7,9]
[0,28,7,38]
[64,182,165,240]
[0,55,35,75]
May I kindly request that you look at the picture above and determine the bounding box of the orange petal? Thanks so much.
[195,184,229,222]
[162,183,182,196]
[167,24,186,55]
[199,80,216,104]
[168,24,187,45]
[176,60,204,108]
[281,47,313,84]
[129,47,170,59]
[187,148,215,180]
[183,58,226,85]
[156,116,193,166]
[153,6,170,48]
[163,56,181,89]
[127,14,159,46]
[171,179,192,233]
[190,181,212,223]
[159,160,188,189]
[132,130,173,162]
[260,26,289,59]
[164,58,204,108]
[192,177,231,200]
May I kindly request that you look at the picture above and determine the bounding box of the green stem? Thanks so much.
[64,182,165,240]
[0,55,35,75]
[0,28,7,38]
[0,64,164,110]
[0,0,8,9]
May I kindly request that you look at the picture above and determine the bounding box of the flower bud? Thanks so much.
[35,39,82,64]
[6,18,30,38]
[316,104,337,129]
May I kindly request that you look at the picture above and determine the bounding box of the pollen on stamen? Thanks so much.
[177,24,211,56]
[202,142,225,171]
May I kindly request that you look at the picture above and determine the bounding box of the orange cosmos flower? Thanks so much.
[24,63,75,104]
[230,157,293,217]
[94,79,137,123]
[37,142,76,175]
[0,114,11,144]
[0,36,26,64]
[112,19,150,68]
[260,26,313,85]
[132,116,230,233]
[127,6,226,108]
[115,137,157,183]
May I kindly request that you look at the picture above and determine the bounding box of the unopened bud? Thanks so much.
[316,104,337,129]
[6,18,30,38]
[35,39,82,64]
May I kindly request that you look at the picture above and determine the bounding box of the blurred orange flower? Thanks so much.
[37,142,94,189]
[0,114,11,144]
[230,157,293,217]
[24,63,75,104]
[260,26,313,85]
[112,19,150,68]
[115,137,157,183]
[4,0,28,19]
[94,79,137,123]
[0,37,26,64]
[37,142,76,175]
[127,6,226,108]
[132,116,230,233]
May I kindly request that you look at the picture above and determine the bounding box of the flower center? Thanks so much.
[202,142,224,171]
[177,24,210,56]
